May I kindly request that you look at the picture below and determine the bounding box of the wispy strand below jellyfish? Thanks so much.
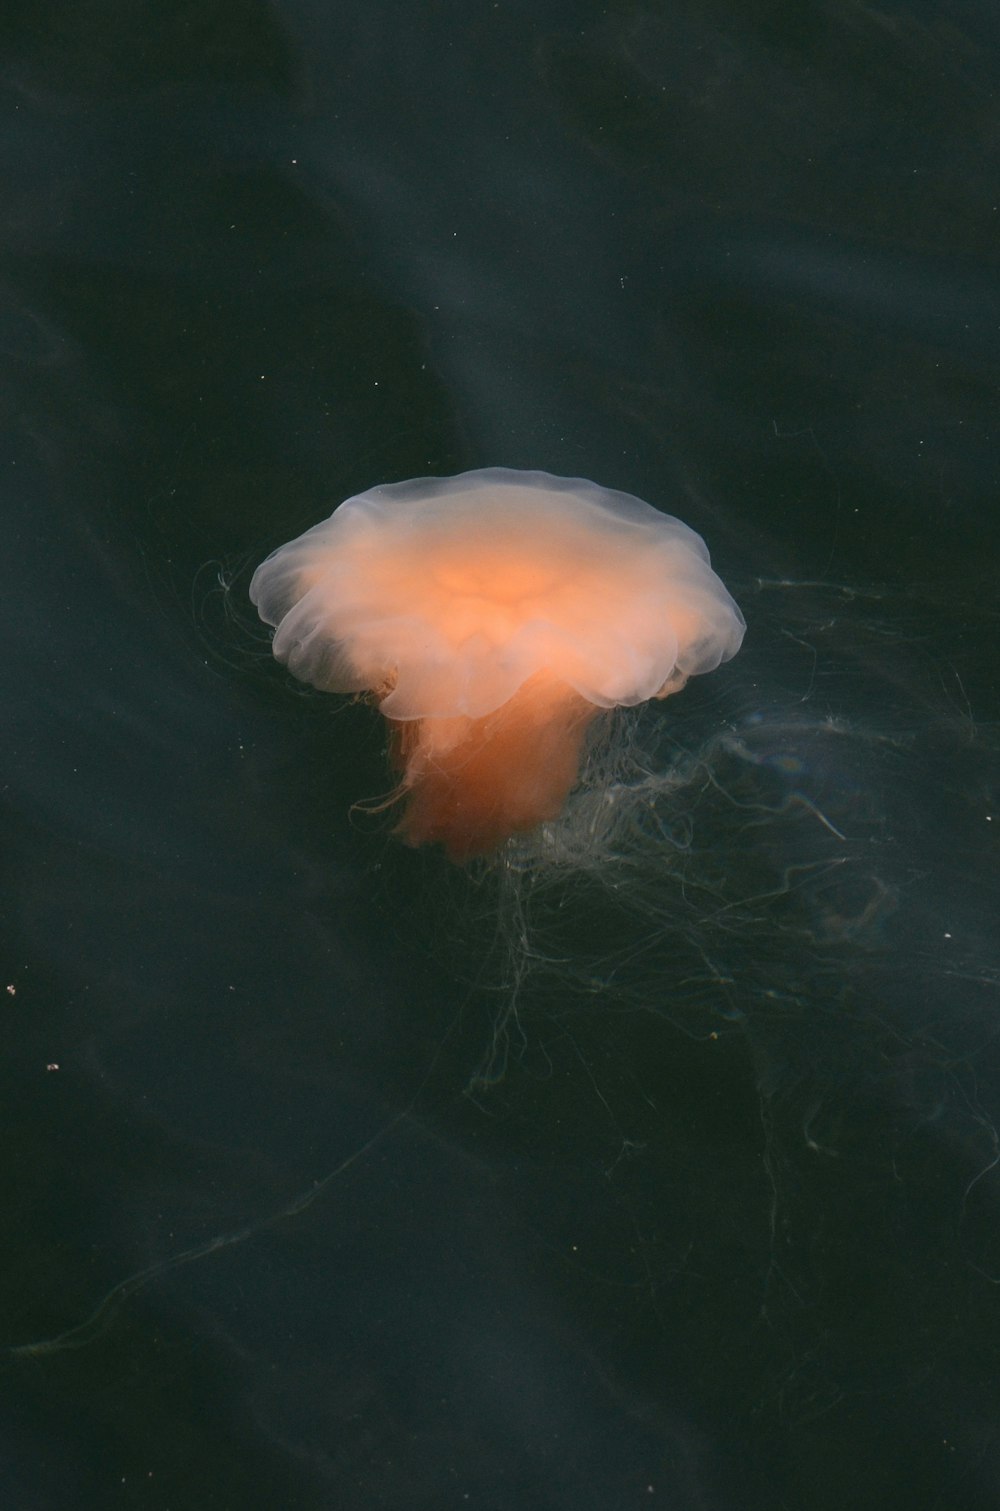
[250,468,746,861]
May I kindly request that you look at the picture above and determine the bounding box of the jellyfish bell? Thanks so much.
[250,468,745,861]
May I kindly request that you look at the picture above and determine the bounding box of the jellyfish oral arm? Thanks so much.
[387,674,596,861]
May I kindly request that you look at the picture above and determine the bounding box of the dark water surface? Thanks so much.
[3,3,999,1508]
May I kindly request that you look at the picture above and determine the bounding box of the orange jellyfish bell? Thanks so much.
[250,468,745,861]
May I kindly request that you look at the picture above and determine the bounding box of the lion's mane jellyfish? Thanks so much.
[250,468,745,861]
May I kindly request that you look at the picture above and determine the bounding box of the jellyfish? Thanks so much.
[250,468,745,861]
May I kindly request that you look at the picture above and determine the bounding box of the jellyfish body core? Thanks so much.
[250,468,745,860]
